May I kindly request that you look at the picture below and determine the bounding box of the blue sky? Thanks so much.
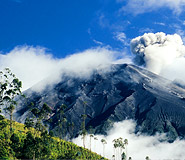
[1,0,185,58]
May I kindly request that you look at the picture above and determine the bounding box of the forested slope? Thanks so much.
[0,115,106,159]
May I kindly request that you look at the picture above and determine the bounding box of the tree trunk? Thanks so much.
[10,111,13,135]
[90,136,91,151]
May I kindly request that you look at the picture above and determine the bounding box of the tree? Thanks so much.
[0,120,8,130]
[121,152,126,160]
[39,131,53,159]
[24,103,52,159]
[0,68,23,135]
[80,100,88,148]
[68,122,75,139]
[124,139,128,160]
[30,103,52,136]
[40,103,52,120]
[24,117,34,131]
[81,114,87,148]
[57,104,67,139]
[22,131,36,159]
[10,133,22,158]
[101,139,107,157]
[94,137,98,152]
[89,134,94,151]
[62,117,67,140]
[113,137,125,160]
[0,118,9,159]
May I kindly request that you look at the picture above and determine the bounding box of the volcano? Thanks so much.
[13,64,185,141]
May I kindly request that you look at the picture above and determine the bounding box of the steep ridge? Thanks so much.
[14,64,185,140]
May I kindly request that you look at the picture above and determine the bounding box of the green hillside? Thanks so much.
[0,115,106,160]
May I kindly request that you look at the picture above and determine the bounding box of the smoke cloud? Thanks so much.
[73,120,185,159]
[131,32,185,83]
[0,46,131,92]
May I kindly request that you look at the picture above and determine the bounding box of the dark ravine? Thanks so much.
[13,64,185,141]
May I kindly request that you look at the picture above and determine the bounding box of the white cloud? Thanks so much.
[0,46,60,91]
[154,22,166,26]
[93,39,104,45]
[114,32,129,46]
[131,32,185,83]
[173,24,185,43]
[121,0,185,15]
[0,46,131,92]
[73,120,185,159]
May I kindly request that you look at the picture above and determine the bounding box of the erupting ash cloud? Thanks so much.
[131,32,185,82]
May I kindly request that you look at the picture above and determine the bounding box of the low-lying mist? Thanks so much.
[73,120,185,159]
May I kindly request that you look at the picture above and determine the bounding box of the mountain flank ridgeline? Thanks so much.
[14,63,185,141]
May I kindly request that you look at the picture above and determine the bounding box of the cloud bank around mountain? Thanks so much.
[121,0,185,15]
[73,120,185,159]
[0,46,131,91]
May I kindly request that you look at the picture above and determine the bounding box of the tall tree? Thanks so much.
[80,100,87,148]
[0,68,23,135]
[113,137,125,160]
[30,103,52,136]
[101,139,107,157]
[57,104,67,139]
[89,134,94,151]
[68,122,74,139]
[25,103,52,160]
[94,137,98,152]
[124,139,128,160]
[24,117,34,131]
[81,114,87,148]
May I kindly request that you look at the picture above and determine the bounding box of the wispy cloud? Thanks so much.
[154,22,166,26]
[172,24,185,43]
[120,0,185,15]
[97,11,130,32]
[114,32,129,46]
[93,39,104,45]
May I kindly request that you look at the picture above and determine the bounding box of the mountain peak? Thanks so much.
[14,63,185,141]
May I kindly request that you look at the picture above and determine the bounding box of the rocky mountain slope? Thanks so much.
[14,64,185,141]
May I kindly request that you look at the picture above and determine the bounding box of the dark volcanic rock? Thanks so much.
[14,64,185,140]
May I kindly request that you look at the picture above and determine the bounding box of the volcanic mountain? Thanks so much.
[14,64,185,141]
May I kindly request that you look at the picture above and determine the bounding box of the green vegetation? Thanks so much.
[0,116,106,159]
